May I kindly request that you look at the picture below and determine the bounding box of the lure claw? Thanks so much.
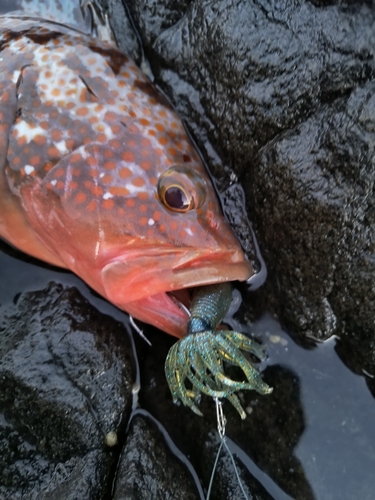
[164,283,273,418]
[165,329,272,418]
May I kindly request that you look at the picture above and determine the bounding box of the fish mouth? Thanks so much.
[122,289,192,338]
[101,247,252,337]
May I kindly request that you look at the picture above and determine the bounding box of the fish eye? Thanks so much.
[163,185,191,211]
[158,166,206,213]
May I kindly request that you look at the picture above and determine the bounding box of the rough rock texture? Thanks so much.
[0,282,134,499]
[113,414,201,500]
[117,0,375,358]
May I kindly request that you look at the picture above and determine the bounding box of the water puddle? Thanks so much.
[254,315,375,499]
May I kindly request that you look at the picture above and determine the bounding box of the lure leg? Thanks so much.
[164,283,272,418]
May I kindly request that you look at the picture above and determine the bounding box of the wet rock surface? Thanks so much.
[113,413,201,500]
[0,279,134,499]
[114,0,375,353]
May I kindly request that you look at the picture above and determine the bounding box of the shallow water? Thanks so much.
[1,240,375,499]
[256,317,375,500]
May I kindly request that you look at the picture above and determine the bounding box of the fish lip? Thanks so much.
[170,249,247,271]
[98,246,252,337]
[101,246,252,304]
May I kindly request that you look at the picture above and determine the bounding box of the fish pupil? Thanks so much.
[164,186,189,210]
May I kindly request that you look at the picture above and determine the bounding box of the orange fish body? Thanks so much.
[0,14,252,337]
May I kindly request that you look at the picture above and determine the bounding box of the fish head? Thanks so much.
[2,21,252,336]
[24,130,252,336]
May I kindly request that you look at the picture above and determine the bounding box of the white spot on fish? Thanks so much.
[103,192,113,200]
[186,228,193,236]
[148,218,155,226]
[80,147,89,159]
[124,183,145,194]
[13,122,48,144]
[54,140,68,155]
[93,122,115,140]
[24,165,34,175]
[11,70,21,84]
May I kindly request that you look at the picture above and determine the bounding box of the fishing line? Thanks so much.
[129,315,152,346]
[206,398,249,500]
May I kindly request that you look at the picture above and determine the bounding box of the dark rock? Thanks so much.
[138,328,313,500]
[104,0,375,351]
[113,413,201,500]
[253,88,375,341]
[98,0,143,63]
[200,431,275,500]
[0,283,134,499]
[122,0,192,48]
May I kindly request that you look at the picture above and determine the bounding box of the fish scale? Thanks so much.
[0,13,252,337]
[5,24,184,186]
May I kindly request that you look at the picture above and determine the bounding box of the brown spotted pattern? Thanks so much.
[0,16,237,247]
[0,14,251,337]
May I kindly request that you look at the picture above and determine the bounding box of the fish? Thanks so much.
[0,12,252,338]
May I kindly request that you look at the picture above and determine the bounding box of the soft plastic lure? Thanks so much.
[165,283,272,418]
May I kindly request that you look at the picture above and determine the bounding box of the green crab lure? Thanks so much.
[165,283,272,419]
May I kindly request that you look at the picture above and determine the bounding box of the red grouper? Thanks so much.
[0,13,251,336]
[0,12,271,417]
